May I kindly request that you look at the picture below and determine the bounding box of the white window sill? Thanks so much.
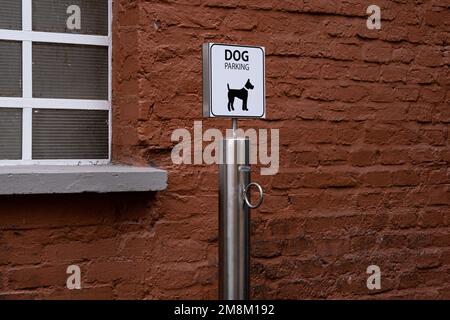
[0,165,167,195]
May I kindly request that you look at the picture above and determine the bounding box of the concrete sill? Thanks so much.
[0,165,167,195]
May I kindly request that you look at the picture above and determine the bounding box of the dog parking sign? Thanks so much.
[203,43,266,118]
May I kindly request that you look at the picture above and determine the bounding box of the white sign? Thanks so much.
[203,43,266,118]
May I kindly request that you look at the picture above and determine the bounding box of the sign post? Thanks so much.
[203,43,266,118]
[203,43,265,300]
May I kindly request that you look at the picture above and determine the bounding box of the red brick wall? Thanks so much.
[1,0,449,299]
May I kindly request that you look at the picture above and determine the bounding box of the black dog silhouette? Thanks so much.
[227,79,254,112]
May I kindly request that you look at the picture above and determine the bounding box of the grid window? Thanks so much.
[0,108,22,160]
[0,0,22,30]
[33,43,108,100]
[32,109,109,159]
[0,40,22,97]
[0,0,111,164]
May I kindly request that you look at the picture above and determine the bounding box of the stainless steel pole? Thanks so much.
[219,132,250,300]
[219,119,264,300]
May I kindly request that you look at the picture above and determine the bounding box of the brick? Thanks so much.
[437,67,450,86]
[389,212,417,229]
[416,46,444,67]
[399,272,421,290]
[350,149,377,167]
[266,58,289,78]
[153,264,198,290]
[394,87,420,102]
[155,239,207,263]
[422,129,447,146]
[303,0,341,14]
[362,43,392,63]
[410,148,436,164]
[375,103,409,122]
[365,126,396,145]
[306,127,336,144]
[339,0,366,16]
[421,87,446,103]
[291,192,322,211]
[362,171,392,187]
[392,47,415,63]
[408,27,432,44]
[350,235,376,251]
[223,12,258,31]
[303,170,357,188]
[314,238,350,257]
[260,195,290,214]
[349,64,380,82]
[419,210,447,228]
[381,66,408,83]
[379,149,409,165]
[283,237,315,256]
[266,217,306,239]
[292,150,320,166]
[436,103,450,123]
[356,191,383,209]
[408,104,433,122]
[408,68,435,84]
[368,86,395,102]
[331,43,361,61]
[290,59,322,79]
[303,85,335,101]
[427,187,450,205]
[425,7,450,26]
[8,265,67,290]
[428,169,450,185]
[50,285,115,300]
[87,261,145,283]
[334,85,368,102]
[289,258,324,278]
[252,240,282,258]
[118,237,148,258]
[397,7,421,25]
[383,26,409,42]
[392,170,420,186]
[380,233,408,249]
[325,20,356,38]
[321,63,349,80]
[43,239,118,262]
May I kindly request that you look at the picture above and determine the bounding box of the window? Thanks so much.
[0,0,111,165]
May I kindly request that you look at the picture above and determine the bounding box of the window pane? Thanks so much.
[0,0,22,30]
[33,43,108,100]
[32,109,108,159]
[33,0,108,36]
[0,41,22,97]
[0,108,22,160]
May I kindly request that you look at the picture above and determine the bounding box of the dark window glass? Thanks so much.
[0,0,22,30]
[33,43,108,100]
[0,108,22,160]
[33,0,108,36]
[0,41,22,97]
[32,109,108,159]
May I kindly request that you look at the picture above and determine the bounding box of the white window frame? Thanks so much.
[0,0,112,166]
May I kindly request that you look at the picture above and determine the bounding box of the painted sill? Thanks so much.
[0,165,167,195]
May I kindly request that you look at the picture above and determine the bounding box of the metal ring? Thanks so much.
[243,182,264,209]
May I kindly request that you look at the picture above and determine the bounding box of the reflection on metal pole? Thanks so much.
[219,119,263,300]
